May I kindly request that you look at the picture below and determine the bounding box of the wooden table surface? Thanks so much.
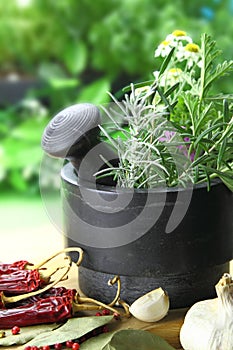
[8,260,186,350]
[1,198,185,349]
[1,198,232,349]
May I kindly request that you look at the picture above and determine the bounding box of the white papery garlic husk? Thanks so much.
[180,273,233,350]
[129,287,169,322]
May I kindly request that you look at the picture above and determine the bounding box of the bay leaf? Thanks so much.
[105,329,176,350]
[80,331,115,349]
[0,323,58,346]
[80,329,175,350]
[27,315,114,347]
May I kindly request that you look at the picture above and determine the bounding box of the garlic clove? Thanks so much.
[129,287,169,322]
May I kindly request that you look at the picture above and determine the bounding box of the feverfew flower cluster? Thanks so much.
[154,30,192,57]
[154,30,201,66]
[153,30,202,88]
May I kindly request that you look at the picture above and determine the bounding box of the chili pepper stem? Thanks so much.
[1,256,72,305]
[38,266,60,283]
[117,299,131,318]
[107,275,121,307]
[74,294,120,314]
[73,275,130,317]
[107,276,130,316]
[39,262,73,283]
[26,247,84,270]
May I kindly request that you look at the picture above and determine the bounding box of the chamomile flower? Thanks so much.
[153,68,183,87]
[166,30,193,45]
[155,30,193,60]
[183,43,202,68]
[154,40,172,57]
[166,68,183,86]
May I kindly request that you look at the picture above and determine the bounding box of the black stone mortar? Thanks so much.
[61,162,233,308]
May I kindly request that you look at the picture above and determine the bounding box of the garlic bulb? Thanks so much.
[129,287,169,322]
[180,273,233,350]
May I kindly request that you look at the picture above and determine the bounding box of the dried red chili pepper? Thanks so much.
[0,261,30,274]
[0,269,46,295]
[10,287,76,308]
[0,247,84,307]
[0,259,72,307]
[0,295,73,328]
[0,289,117,329]
[0,277,128,329]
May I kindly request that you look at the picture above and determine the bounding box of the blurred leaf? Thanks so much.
[63,40,87,75]
[38,62,67,80]
[2,139,42,169]
[10,118,49,142]
[77,78,110,104]
[9,169,28,192]
[48,78,79,89]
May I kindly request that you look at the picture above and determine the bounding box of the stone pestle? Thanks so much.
[41,103,118,186]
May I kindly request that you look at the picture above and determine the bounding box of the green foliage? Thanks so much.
[1,0,233,193]
[99,32,233,190]
[0,100,50,193]
[1,0,233,88]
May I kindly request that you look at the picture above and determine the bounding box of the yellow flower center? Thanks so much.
[172,30,187,37]
[185,43,200,53]
[161,40,170,46]
[169,68,182,75]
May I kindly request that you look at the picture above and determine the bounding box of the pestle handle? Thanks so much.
[41,103,101,158]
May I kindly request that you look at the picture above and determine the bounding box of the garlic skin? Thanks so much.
[180,273,233,350]
[129,287,169,322]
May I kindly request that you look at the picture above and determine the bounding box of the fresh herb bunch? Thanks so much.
[98,30,233,190]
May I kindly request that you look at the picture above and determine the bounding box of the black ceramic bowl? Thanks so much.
[61,162,233,308]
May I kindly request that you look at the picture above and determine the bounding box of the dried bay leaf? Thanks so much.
[80,329,176,350]
[27,315,114,347]
[80,331,115,349]
[107,329,176,350]
[0,323,58,346]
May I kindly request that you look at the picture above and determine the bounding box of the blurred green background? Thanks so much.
[1,0,233,196]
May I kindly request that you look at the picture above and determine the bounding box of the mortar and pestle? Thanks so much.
[41,103,233,309]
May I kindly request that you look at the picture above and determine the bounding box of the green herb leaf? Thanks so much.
[204,60,233,93]
[163,82,180,99]
[0,324,57,346]
[27,315,114,347]
[218,172,233,192]
[159,47,175,76]
[193,122,225,148]
[122,80,154,92]
[80,329,176,350]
